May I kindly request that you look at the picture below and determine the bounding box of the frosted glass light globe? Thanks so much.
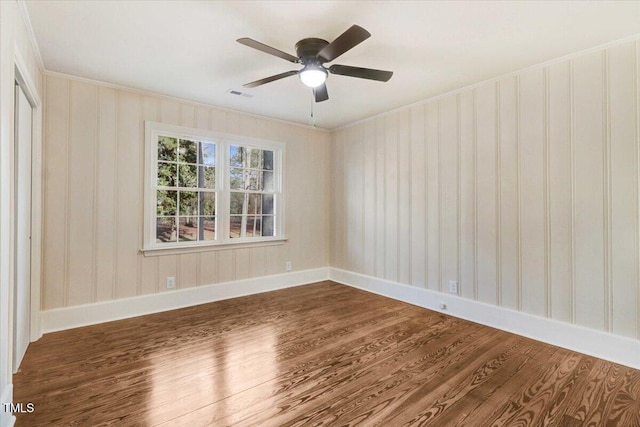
[300,68,327,88]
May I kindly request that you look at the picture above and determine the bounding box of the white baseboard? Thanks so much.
[330,267,640,370]
[1,384,16,427]
[41,268,330,334]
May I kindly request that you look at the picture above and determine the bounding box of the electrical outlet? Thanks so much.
[448,280,458,294]
[166,276,176,289]
[285,261,292,272]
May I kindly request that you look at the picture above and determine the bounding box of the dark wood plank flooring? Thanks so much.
[13,281,640,426]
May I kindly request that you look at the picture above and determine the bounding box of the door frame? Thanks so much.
[14,51,42,343]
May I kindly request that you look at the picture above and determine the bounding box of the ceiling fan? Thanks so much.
[237,25,393,102]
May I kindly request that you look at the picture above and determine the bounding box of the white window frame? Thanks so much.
[143,121,286,255]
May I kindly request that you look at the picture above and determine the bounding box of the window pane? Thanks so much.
[262,171,274,191]
[229,145,243,168]
[156,217,176,242]
[201,142,215,166]
[157,162,177,187]
[199,192,215,216]
[247,194,262,215]
[230,167,243,189]
[199,166,215,189]
[200,217,215,241]
[179,139,198,163]
[263,150,274,170]
[246,170,260,191]
[229,216,242,238]
[178,216,198,241]
[178,164,197,187]
[262,194,274,215]
[157,190,177,215]
[249,149,262,169]
[158,136,177,161]
[179,191,198,215]
[262,215,275,237]
[245,216,261,237]
[230,192,245,215]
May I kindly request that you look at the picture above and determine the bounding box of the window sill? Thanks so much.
[141,237,287,257]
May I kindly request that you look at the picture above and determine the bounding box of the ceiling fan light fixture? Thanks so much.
[299,66,327,88]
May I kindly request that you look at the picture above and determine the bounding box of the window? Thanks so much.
[144,122,285,254]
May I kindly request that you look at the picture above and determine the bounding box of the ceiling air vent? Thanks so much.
[227,89,253,98]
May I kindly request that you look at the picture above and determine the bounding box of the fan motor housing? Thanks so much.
[295,38,329,63]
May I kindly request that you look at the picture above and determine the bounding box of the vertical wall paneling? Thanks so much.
[410,105,426,287]
[363,121,376,277]
[495,84,502,306]
[356,125,366,274]
[43,77,68,309]
[345,126,360,272]
[234,248,250,281]
[608,42,639,338]
[384,114,398,282]
[330,131,339,267]
[498,77,519,310]
[573,52,606,331]
[336,129,346,270]
[66,81,97,306]
[426,102,440,291]
[459,92,475,300]
[475,83,498,304]
[115,92,141,298]
[217,250,234,283]
[604,51,612,333]
[548,62,573,322]
[637,40,640,340]
[439,96,459,291]
[95,87,118,301]
[397,110,411,285]
[250,246,266,279]
[544,68,552,318]
[374,117,385,278]
[519,68,546,317]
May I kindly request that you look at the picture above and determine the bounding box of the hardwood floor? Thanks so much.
[13,281,640,426]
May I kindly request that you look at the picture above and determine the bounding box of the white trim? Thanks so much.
[329,268,640,370]
[40,268,330,333]
[13,50,41,108]
[14,53,43,342]
[1,384,16,427]
[335,33,640,132]
[44,70,331,132]
[142,237,287,256]
[16,0,44,72]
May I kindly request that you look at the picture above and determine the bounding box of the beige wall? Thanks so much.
[42,74,330,310]
[331,39,640,340]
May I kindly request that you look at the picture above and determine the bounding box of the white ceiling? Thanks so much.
[26,1,640,130]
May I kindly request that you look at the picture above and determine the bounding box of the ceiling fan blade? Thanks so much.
[243,70,299,88]
[313,84,329,102]
[317,25,371,62]
[237,38,299,63]
[329,64,393,82]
